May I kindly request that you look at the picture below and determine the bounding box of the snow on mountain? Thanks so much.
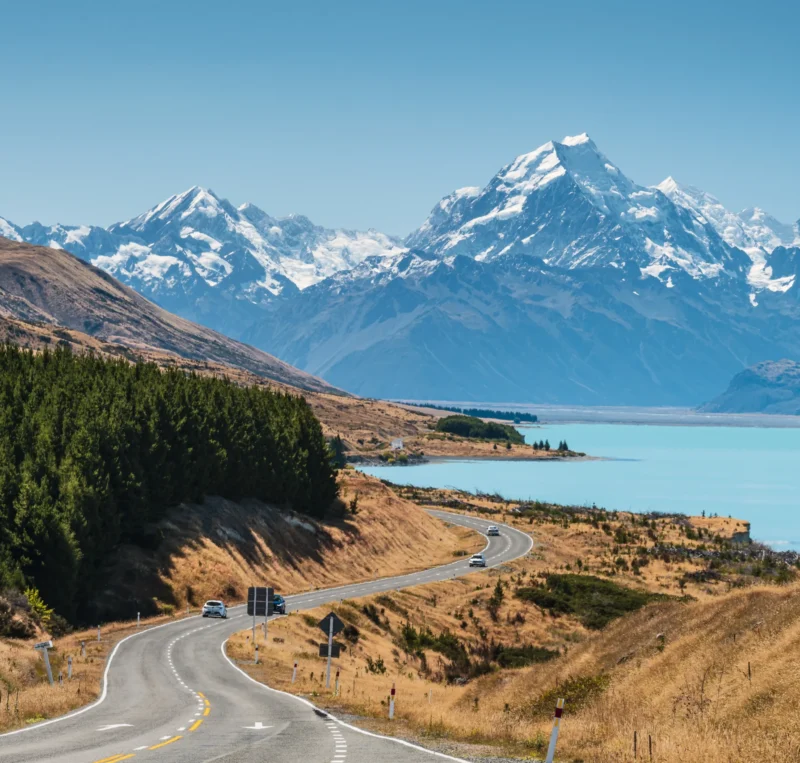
[656,177,798,292]
[407,134,749,283]
[3,186,404,337]
[0,217,22,242]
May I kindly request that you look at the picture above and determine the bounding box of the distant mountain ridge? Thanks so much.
[2,133,799,405]
[700,360,800,415]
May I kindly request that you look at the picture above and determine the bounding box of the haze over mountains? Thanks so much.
[2,134,799,405]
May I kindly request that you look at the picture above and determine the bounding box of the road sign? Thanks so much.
[318,612,344,637]
[319,642,341,659]
[247,587,273,617]
[34,640,53,651]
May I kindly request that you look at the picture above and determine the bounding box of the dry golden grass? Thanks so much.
[229,491,791,762]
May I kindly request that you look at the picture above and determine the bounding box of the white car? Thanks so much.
[202,600,227,618]
[469,553,487,568]
[487,526,500,536]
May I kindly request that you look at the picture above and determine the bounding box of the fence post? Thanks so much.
[389,683,396,720]
[544,698,565,763]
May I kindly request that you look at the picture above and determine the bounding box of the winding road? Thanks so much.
[0,511,532,763]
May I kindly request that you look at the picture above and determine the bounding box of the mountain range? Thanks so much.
[2,133,799,404]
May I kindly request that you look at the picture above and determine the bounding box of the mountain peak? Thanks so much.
[559,132,592,147]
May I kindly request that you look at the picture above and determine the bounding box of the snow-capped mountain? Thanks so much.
[244,248,800,404]
[407,133,750,282]
[3,134,800,405]
[1,187,404,336]
[656,176,799,293]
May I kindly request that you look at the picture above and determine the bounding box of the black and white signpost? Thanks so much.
[34,640,54,686]
[318,612,344,688]
[247,586,273,644]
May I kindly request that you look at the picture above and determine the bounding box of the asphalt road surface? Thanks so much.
[0,511,532,763]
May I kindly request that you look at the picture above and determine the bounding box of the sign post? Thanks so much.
[317,612,344,689]
[247,586,273,645]
[34,640,54,686]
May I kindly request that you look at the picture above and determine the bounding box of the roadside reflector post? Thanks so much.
[80,640,86,657]
[58,671,63,686]
[389,683,396,720]
[97,626,101,642]
[292,662,298,684]
[335,669,340,696]
[67,656,73,680]
[34,640,54,686]
[255,644,259,665]
[137,612,140,628]
[544,698,565,763]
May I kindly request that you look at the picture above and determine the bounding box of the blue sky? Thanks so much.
[1,0,797,234]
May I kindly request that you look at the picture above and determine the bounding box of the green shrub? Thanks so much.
[515,574,667,629]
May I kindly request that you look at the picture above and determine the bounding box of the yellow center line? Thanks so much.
[149,736,182,750]
[203,706,210,716]
[197,691,206,698]
[93,755,134,763]
[189,718,204,732]
[203,699,210,707]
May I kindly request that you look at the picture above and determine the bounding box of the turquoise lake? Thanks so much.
[359,423,800,550]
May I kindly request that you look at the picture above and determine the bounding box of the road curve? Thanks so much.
[0,511,532,763]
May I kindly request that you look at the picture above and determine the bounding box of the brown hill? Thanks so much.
[0,236,335,393]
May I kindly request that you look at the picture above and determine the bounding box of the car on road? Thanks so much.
[202,600,227,618]
[468,553,487,567]
[487,526,500,536]
[272,594,286,614]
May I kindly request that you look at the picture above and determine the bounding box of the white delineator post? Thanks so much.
[335,669,340,697]
[325,616,334,689]
[67,656,73,680]
[291,662,298,684]
[137,612,140,628]
[80,641,86,657]
[97,626,101,642]
[254,644,259,665]
[545,698,565,763]
[389,683,396,720]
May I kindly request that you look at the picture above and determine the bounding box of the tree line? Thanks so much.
[410,402,538,423]
[0,346,338,622]
[435,414,524,443]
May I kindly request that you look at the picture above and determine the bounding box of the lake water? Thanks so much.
[359,423,800,550]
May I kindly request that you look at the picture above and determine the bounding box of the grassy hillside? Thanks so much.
[0,236,335,392]
[228,484,795,763]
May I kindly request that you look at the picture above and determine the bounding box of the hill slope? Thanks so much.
[700,359,800,414]
[0,236,335,392]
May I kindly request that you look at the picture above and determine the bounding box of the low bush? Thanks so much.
[515,573,668,629]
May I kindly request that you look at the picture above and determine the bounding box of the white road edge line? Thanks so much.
[220,636,469,763]
[0,511,529,742]
[217,513,532,763]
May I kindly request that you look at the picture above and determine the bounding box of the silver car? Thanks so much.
[469,553,487,567]
[202,600,227,618]
[487,526,500,536]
